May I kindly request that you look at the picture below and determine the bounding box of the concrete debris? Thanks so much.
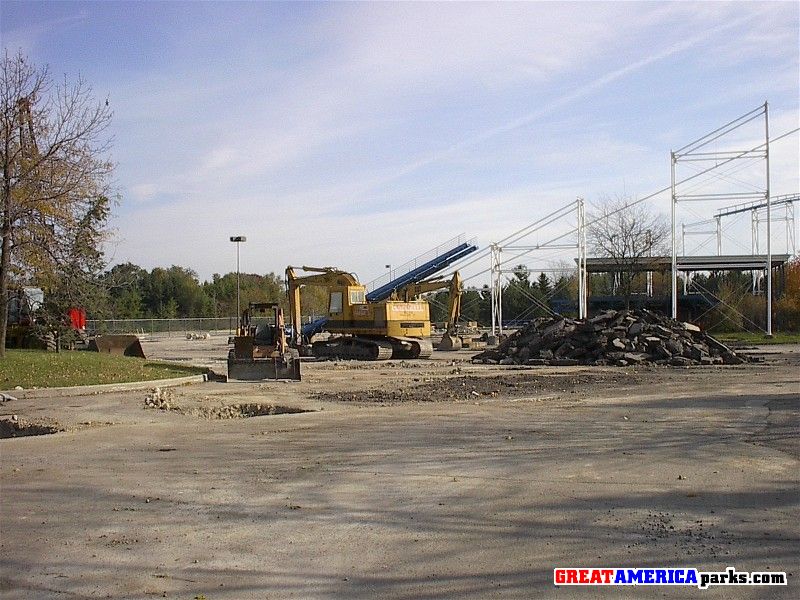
[473,309,749,367]
[144,387,175,411]
[185,332,212,340]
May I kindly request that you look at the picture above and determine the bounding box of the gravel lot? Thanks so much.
[1,335,798,598]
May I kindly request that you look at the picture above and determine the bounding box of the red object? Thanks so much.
[68,307,86,330]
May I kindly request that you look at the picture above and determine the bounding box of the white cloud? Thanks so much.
[128,183,158,204]
[0,9,88,54]
[91,1,798,280]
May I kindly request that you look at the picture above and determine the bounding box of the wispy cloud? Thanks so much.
[339,7,765,204]
[7,1,795,282]
[0,8,88,53]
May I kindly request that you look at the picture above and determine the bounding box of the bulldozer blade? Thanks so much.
[227,357,301,381]
[89,335,146,358]
[437,333,463,351]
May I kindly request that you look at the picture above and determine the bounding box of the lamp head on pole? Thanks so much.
[230,236,246,243]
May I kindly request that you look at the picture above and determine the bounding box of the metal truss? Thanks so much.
[671,103,774,334]
[489,198,587,336]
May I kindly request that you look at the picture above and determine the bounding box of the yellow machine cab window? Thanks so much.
[329,291,343,314]
[349,289,366,305]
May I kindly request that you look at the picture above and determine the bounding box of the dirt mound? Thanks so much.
[473,309,748,367]
[1,417,61,438]
[143,387,310,419]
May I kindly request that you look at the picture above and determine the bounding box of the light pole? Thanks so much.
[385,264,392,282]
[230,236,246,331]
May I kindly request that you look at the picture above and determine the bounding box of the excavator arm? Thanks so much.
[396,272,463,332]
[285,266,360,346]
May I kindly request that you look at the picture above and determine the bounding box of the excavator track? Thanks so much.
[312,337,393,361]
[388,336,433,359]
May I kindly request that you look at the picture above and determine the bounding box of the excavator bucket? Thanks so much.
[89,334,146,358]
[437,332,463,351]
[227,354,301,381]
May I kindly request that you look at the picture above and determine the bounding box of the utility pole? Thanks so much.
[230,236,246,331]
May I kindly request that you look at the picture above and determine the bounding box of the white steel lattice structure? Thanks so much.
[489,198,587,336]
[671,103,774,334]
[745,195,797,257]
[680,194,797,293]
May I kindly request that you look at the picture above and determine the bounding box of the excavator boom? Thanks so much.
[395,272,465,351]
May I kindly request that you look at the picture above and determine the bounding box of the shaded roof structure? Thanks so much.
[584,254,792,273]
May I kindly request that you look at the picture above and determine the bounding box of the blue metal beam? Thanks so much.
[366,242,478,302]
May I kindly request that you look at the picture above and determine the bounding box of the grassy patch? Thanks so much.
[0,350,205,389]
[712,331,800,345]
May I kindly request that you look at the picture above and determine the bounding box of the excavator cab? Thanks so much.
[227,303,301,381]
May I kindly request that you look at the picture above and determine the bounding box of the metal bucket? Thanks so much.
[437,332,463,351]
[88,335,146,358]
[227,354,301,381]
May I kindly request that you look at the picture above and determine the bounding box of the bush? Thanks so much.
[775,258,800,331]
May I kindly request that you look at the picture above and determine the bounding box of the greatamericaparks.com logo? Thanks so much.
[554,567,787,589]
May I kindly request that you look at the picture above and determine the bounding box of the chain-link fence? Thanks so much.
[87,317,237,337]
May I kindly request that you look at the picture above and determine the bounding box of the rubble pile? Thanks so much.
[473,309,747,367]
[144,387,175,410]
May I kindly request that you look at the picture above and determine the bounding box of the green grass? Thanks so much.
[0,349,205,389]
[712,331,800,345]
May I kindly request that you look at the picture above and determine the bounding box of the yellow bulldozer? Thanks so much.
[286,266,433,360]
[227,302,301,380]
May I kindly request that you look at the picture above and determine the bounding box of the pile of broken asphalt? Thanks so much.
[473,309,749,367]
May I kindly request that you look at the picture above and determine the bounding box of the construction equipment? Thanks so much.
[5,287,93,351]
[8,288,136,355]
[392,272,482,351]
[227,302,301,380]
[392,272,463,350]
[89,334,146,358]
[286,266,433,361]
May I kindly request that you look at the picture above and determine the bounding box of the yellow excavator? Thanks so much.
[286,266,433,360]
[392,272,470,351]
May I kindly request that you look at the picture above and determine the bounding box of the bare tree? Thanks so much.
[1,51,113,355]
[588,195,669,309]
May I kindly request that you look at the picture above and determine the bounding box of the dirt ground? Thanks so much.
[0,333,798,598]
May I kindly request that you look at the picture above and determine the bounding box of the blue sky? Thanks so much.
[2,1,798,285]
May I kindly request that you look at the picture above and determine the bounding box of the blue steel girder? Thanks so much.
[366,242,478,302]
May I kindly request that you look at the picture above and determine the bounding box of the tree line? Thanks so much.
[100,263,286,320]
[100,262,577,324]
[91,256,800,333]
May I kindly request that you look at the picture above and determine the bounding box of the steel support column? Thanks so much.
[765,102,772,336]
[671,151,678,319]
[490,244,503,336]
